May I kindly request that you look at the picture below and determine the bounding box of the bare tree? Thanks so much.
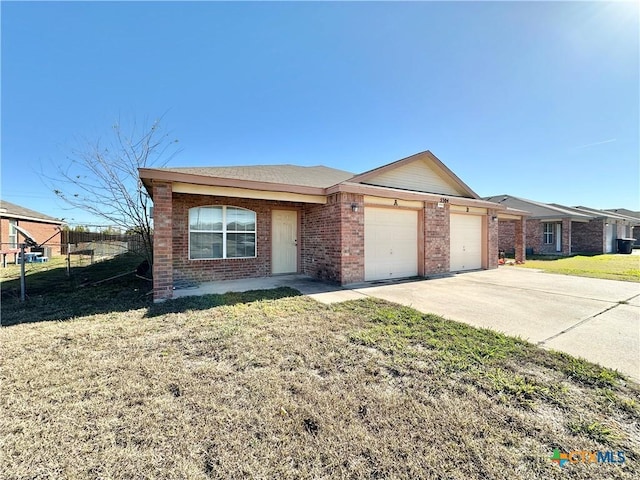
[47,117,180,265]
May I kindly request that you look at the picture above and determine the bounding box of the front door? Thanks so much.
[555,223,562,252]
[272,210,297,274]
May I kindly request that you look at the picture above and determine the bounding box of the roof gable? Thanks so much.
[350,151,478,198]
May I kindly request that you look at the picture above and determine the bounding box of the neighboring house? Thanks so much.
[140,151,527,302]
[605,208,640,246]
[484,195,637,256]
[0,200,65,256]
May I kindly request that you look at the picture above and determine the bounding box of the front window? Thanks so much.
[8,220,17,249]
[189,206,256,260]
[543,223,554,244]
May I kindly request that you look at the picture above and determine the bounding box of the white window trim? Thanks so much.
[8,220,18,249]
[188,206,257,260]
[543,223,554,245]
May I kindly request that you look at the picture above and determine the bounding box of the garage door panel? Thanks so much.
[365,208,418,281]
[450,214,482,272]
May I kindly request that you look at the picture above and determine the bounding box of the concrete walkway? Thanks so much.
[173,268,640,382]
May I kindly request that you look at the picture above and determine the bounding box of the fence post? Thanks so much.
[66,244,71,277]
[20,243,26,302]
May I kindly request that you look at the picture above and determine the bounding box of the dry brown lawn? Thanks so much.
[1,288,639,479]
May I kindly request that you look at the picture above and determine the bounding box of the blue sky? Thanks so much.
[2,1,638,226]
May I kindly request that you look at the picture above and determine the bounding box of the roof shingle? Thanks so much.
[0,200,64,224]
[159,165,355,189]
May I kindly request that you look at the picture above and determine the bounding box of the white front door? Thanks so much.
[605,223,616,253]
[272,210,297,274]
[555,223,562,252]
[364,207,418,281]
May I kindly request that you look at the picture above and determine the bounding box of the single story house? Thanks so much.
[0,200,65,258]
[605,208,640,246]
[484,195,637,256]
[141,151,527,302]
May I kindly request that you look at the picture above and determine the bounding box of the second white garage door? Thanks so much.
[450,213,483,272]
[365,208,418,281]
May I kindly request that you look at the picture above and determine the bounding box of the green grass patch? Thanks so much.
[518,254,640,282]
[567,419,619,444]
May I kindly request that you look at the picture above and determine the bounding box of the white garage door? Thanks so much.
[450,214,483,272]
[365,208,418,281]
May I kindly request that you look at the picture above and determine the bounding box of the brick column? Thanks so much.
[152,181,173,302]
[339,192,364,284]
[424,202,450,275]
[562,218,572,256]
[487,210,499,269]
[514,218,526,263]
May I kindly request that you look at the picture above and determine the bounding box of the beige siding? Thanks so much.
[361,159,466,196]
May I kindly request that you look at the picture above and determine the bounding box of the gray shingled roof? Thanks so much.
[483,195,593,219]
[0,200,63,223]
[604,208,640,221]
[160,165,355,189]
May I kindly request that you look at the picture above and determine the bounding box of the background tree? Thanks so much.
[48,117,180,265]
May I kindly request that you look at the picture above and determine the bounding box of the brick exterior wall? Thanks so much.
[337,193,365,284]
[572,219,605,253]
[301,196,342,283]
[561,218,571,256]
[526,219,542,255]
[527,219,571,255]
[152,182,173,301]
[0,218,62,255]
[496,219,526,261]
[172,193,307,286]
[151,189,507,301]
[423,202,450,275]
[498,220,516,254]
[514,219,525,262]
[487,209,499,269]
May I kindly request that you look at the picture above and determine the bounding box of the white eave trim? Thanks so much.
[0,213,65,224]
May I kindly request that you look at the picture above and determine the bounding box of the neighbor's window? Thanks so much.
[543,223,554,244]
[8,220,17,249]
[189,206,256,260]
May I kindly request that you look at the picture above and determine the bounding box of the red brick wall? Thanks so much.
[338,193,365,284]
[171,193,307,286]
[152,188,508,301]
[498,221,516,254]
[424,202,450,275]
[0,218,62,255]
[526,219,542,254]
[514,219,525,262]
[561,218,571,256]
[152,182,173,301]
[487,210,499,269]
[572,219,605,253]
[301,196,342,282]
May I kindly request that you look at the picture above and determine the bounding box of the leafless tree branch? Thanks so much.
[42,116,181,265]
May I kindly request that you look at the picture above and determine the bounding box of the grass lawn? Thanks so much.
[518,254,640,282]
[1,261,639,479]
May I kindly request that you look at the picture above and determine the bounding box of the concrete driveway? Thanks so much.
[304,268,640,382]
[174,267,640,382]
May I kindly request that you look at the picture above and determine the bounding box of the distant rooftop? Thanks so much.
[483,195,593,219]
[0,200,64,224]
